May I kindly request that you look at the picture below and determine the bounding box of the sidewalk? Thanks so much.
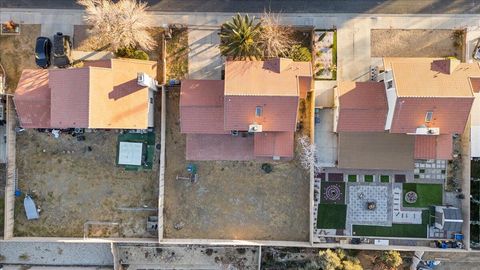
[0,242,113,266]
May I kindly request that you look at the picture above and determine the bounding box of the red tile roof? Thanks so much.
[186,134,255,160]
[254,132,294,157]
[180,80,227,134]
[414,135,453,160]
[436,134,453,160]
[337,81,387,132]
[13,70,51,128]
[224,96,298,132]
[49,68,90,128]
[470,78,480,93]
[14,59,157,129]
[224,58,312,96]
[390,97,474,134]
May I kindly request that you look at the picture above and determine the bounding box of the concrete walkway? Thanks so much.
[0,242,113,266]
[187,28,223,79]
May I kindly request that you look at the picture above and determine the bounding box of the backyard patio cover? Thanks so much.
[338,132,415,170]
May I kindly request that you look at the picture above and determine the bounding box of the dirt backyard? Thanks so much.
[14,127,160,238]
[0,24,40,93]
[163,88,310,241]
[371,29,465,60]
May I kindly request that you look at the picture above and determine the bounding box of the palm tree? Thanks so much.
[219,14,262,60]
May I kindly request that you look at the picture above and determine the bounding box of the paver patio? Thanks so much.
[347,183,392,226]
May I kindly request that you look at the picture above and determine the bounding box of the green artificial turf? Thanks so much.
[380,175,390,183]
[364,175,374,182]
[117,132,156,170]
[352,211,429,238]
[352,224,427,238]
[348,175,357,182]
[402,183,443,208]
[317,204,347,229]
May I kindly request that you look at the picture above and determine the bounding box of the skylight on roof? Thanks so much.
[425,111,433,123]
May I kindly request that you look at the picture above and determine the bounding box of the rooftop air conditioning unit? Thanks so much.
[248,124,262,133]
[414,126,440,135]
[137,72,158,91]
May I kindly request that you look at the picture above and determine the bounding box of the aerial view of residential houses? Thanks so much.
[1,0,480,269]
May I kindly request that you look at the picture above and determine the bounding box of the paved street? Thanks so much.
[1,0,480,14]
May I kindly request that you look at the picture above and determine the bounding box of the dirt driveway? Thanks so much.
[15,129,159,238]
[163,88,310,241]
[371,29,464,60]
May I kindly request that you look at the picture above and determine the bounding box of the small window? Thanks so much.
[386,80,393,89]
[150,98,154,104]
[425,111,433,123]
[255,106,263,117]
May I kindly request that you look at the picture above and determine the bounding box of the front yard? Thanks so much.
[371,29,465,60]
[0,24,40,93]
[163,88,310,241]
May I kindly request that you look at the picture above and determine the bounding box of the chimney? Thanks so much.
[448,58,460,74]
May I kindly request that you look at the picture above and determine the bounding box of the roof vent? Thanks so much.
[413,126,440,135]
[137,72,158,91]
[248,124,263,133]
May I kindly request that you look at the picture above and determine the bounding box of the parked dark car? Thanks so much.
[34,37,51,68]
[53,32,72,68]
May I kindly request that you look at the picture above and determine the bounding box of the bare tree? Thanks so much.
[297,135,320,173]
[77,0,155,51]
[258,11,295,58]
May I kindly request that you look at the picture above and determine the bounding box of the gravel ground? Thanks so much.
[371,29,464,60]
[117,244,259,269]
[0,242,113,266]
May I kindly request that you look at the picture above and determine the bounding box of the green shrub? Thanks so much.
[452,29,465,49]
[133,50,149,60]
[284,45,312,62]
[115,46,149,60]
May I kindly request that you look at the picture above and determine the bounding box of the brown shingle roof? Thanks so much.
[224,58,311,96]
[337,81,387,132]
[390,97,473,134]
[49,68,90,128]
[224,96,298,132]
[338,132,415,170]
[14,69,51,128]
[180,80,226,134]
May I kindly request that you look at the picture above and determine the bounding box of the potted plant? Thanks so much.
[1,20,20,35]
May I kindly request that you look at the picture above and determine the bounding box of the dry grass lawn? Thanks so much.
[0,24,40,93]
[15,129,159,237]
[371,29,464,60]
[163,88,310,241]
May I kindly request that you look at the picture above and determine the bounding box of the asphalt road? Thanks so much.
[1,0,480,14]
